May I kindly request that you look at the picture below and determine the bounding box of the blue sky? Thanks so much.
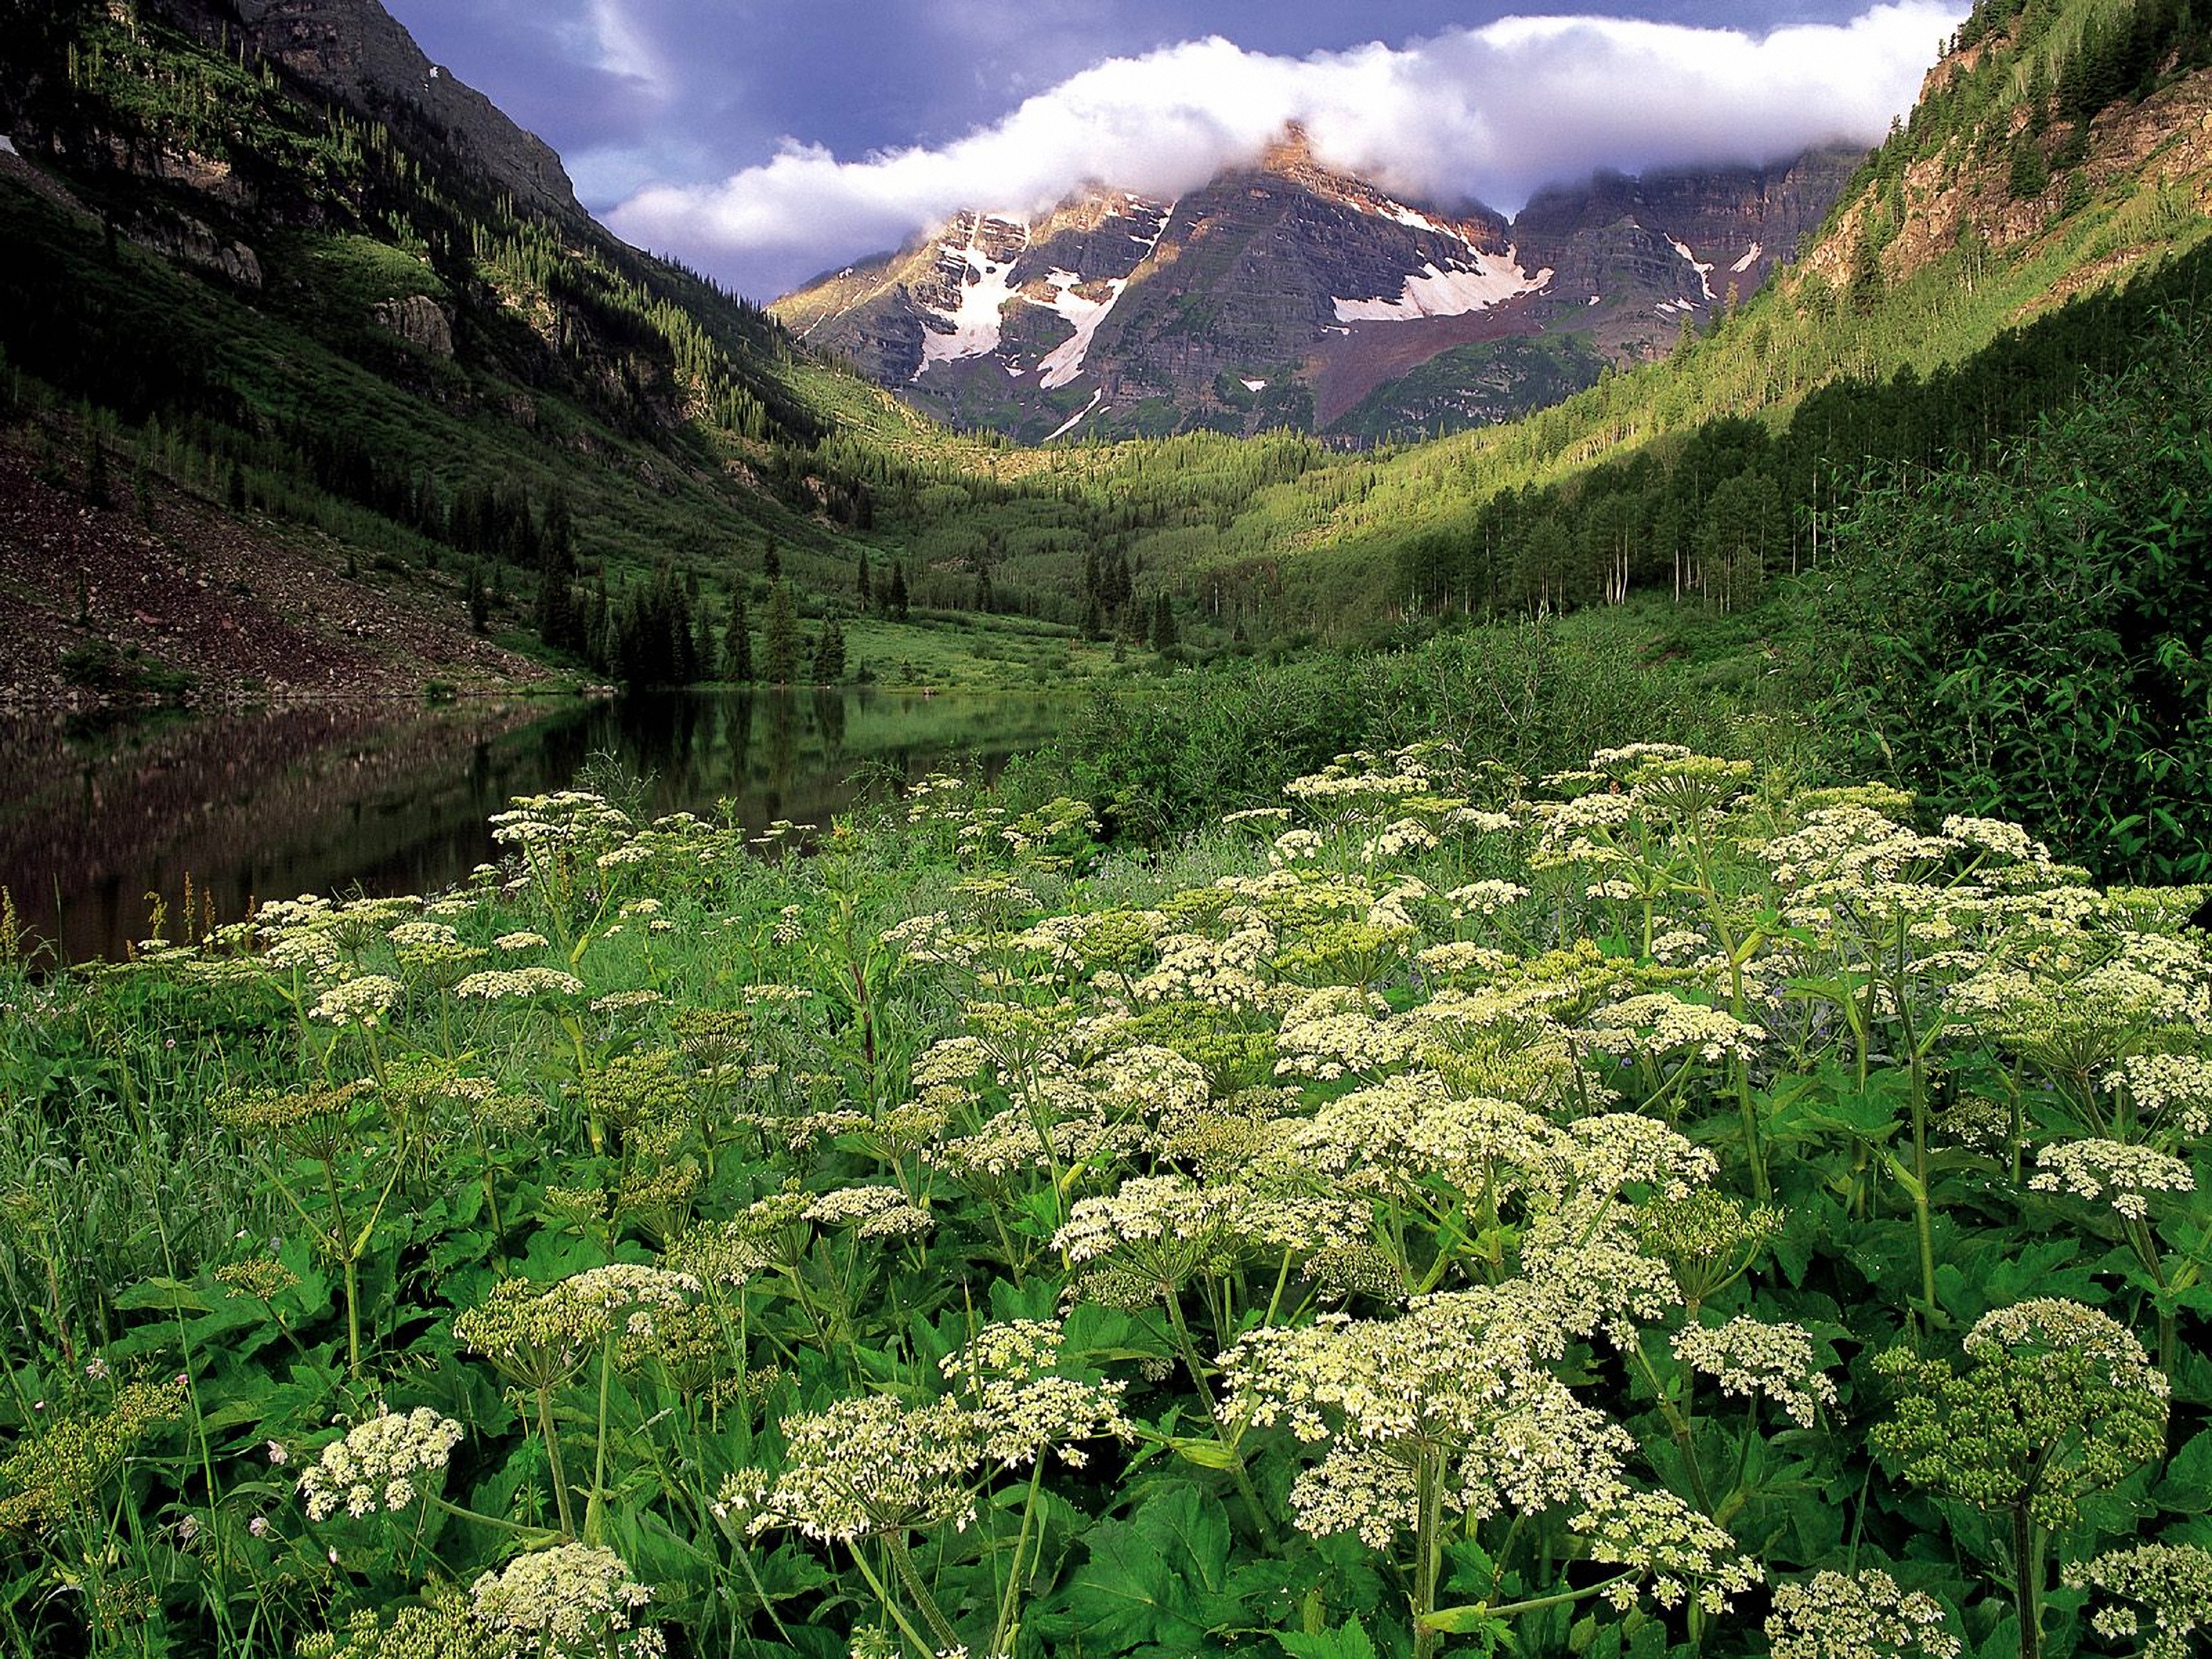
[382,1,1965,298]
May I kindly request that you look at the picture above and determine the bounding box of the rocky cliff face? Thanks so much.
[162,0,582,220]
[775,132,1860,444]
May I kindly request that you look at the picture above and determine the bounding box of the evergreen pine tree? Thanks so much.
[763,537,781,582]
[1150,593,1178,650]
[762,581,799,684]
[692,603,718,682]
[723,592,753,682]
[812,616,846,683]
[82,427,109,507]
[888,561,910,621]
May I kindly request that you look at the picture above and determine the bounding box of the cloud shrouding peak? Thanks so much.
[610,3,1959,299]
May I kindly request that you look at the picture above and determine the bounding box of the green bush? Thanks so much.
[1810,312,2212,883]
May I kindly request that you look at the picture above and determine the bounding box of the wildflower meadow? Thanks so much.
[2,741,2210,1658]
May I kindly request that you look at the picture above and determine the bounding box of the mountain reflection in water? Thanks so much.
[0,688,1071,965]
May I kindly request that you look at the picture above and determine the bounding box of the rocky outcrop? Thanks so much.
[372,291,454,356]
[129,211,263,287]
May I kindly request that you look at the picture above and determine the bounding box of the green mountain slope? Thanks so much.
[0,0,999,697]
[910,0,2212,641]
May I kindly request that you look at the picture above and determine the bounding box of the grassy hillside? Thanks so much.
[0,0,1059,697]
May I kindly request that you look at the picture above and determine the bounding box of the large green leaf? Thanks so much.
[1055,1485,1241,1653]
[1276,1615,1378,1659]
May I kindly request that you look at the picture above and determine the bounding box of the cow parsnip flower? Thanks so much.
[1638,1190,1783,1305]
[1570,1484,1762,1614]
[0,1378,187,1531]
[297,1408,462,1521]
[1765,1569,1958,1659]
[452,968,585,1002]
[296,1588,494,1659]
[2028,1137,2195,1220]
[1226,1286,1635,1550]
[802,1185,933,1240]
[1671,1316,1838,1427]
[1056,1172,1362,1299]
[2063,1543,2212,1659]
[2106,1051,2212,1138]
[1874,1298,2169,1529]
[1583,993,1767,1065]
[750,1374,1128,1543]
[1274,986,1416,1082]
[456,1266,701,1389]
[310,975,404,1029]
[469,1542,664,1659]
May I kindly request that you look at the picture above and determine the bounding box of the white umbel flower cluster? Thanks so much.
[297,1407,462,1521]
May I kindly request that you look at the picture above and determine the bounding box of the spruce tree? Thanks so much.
[763,537,781,583]
[762,581,799,685]
[723,592,753,682]
[888,561,910,621]
[812,616,846,683]
[1150,592,1178,650]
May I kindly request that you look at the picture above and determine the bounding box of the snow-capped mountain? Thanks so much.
[773,129,1861,443]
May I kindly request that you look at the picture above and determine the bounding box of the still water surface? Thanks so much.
[0,688,1075,965]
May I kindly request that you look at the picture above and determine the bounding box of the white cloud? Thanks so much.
[608,3,1962,298]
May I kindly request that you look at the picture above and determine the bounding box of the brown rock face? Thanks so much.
[774,132,1856,443]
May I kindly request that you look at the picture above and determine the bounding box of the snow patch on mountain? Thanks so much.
[1242,378,1268,391]
[918,216,1031,377]
[1668,236,1716,301]
[1035,274,1125,391]
[1028,196,1174,389]
[1333,248,1550,324]
[1043,388,1105,442]
[1730,242,1763,274]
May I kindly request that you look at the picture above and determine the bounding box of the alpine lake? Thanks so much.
[0,687,1077,966]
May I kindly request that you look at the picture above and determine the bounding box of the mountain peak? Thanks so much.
[1259,122,1318,174]
[776,142,1853,444]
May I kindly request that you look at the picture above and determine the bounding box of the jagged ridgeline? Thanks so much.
[902,0,2212,639]
[0,0,1008,686]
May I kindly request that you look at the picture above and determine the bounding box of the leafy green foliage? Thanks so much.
[1,732,2209,1658]
[1812,312,2212,883]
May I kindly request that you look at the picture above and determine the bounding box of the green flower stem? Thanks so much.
[1422,1570,1642,1633]
[845,1546,932,1657]
[536,1385,577,1538]
[1412,1450,1446,1659]
[1162,1292,1270,1541]
[584,1332,616,1546]
[885,1528,964,1653]
[1726,1058,1768,1204]
[990,1457,1048,1659]
[428,1492,559,1542]
[2013,1507,2045,1659]
[1262,1247,1297,1328]
[2121,1216,2177,1376]
[1630,1343,1716,1515]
